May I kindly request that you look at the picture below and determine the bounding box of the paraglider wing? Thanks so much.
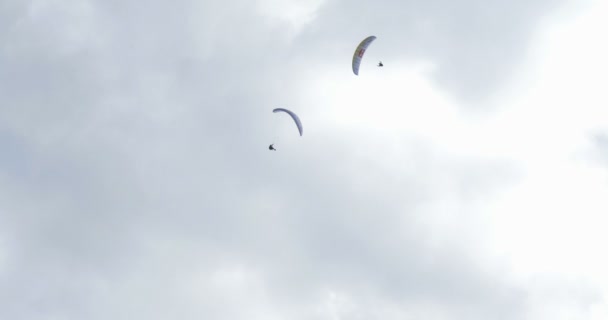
[273,108,303,136]
[352,36,377,75]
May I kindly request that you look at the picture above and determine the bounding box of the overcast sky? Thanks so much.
[1,0,608,319]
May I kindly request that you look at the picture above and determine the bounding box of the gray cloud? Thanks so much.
[592,133,608,165]
[295,0,565,104]
[0,0,597,319]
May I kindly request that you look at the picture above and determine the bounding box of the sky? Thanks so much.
[1,0,607,319]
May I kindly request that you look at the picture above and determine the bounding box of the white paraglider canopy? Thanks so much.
[273,108,303,136]
[352,35,377,75]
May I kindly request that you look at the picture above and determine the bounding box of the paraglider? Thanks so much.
[269,108,302,151]
[273,108,303,136]
[352,35,377,75]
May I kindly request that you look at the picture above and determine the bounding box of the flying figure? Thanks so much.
[378,61,383,67]
[269,108,302,151]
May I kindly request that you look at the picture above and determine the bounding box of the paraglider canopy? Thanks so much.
[352,35,377,75]
[273,108,303,136]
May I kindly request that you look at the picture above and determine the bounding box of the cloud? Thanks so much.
[0,0,603,319]
[294,0,566,104]
[592,133,608,165]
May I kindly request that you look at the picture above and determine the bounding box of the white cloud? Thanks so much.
[1,0,606,319]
